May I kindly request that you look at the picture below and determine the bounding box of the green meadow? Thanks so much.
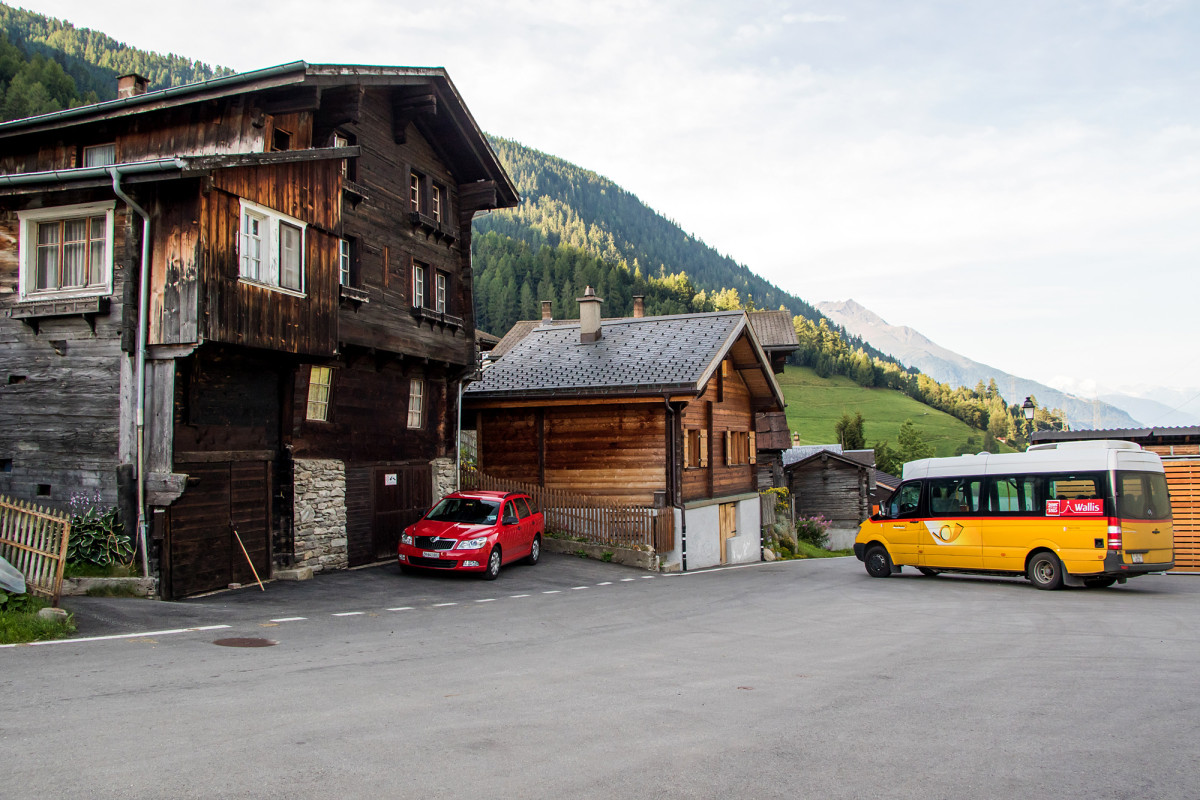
[779,366,1015,458]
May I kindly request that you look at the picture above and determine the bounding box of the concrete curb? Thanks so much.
[60,577,157,597]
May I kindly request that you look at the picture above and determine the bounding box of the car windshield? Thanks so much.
[425,497,500,524]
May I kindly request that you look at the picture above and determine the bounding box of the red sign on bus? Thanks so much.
[1046,498,1104,516]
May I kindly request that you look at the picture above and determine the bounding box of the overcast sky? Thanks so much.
[16,0,1200,402]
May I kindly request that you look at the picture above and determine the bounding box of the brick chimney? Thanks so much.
[117,73,150,99]
[541,300,552,321]
[577,286,604,344]
[632,295,645,318]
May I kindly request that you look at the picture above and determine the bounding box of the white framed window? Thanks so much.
[238,199,306,295]
[435,272,447,313]
[17,201,115,300]
[431,184,442,222]
[306,366,333,422]
[407,378,424,429]
[412,262,426,308]
[339,238,352,286]
[409,172,422,212]
[83,143,116,167]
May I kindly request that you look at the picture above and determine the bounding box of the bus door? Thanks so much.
[919,476,984,570]
[881,481,924,565]
[982,475,1039,571]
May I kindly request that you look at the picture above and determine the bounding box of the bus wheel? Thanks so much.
[1084,577,1117,588]
[917,567,940,577]
[1027,551,1064,590]
[865,545,893,578]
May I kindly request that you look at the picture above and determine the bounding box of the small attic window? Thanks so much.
[272,128,292,152]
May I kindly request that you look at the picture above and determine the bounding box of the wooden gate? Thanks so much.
[371,464,431,561]
[166,460,271,598]
[1165,459,1199,573]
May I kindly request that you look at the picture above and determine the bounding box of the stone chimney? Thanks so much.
[541,300,552,321]
[117,74,150,99]
[792,432,801,447]
[577,286,604,344]
[632,295,645,318]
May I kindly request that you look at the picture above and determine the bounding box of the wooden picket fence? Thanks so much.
[461,470,674,553]
[0,495,72,604]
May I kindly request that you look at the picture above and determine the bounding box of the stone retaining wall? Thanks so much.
[293,458,347,574]
[431,456,455,501]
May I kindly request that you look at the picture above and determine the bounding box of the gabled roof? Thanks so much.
[0,61,517,207]
[747,310,800,351]
[784,448,874,473]
[466,310,785,409]
[783,444,843,466]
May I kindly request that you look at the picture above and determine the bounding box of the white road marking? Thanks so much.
[641,576,655,579]
[509,594,531,598]
[387,607,414,612]
[597,582,612,586]
[476,598,496,603]
[621,578,636,582]
[0,624,232,648]
[433,602,457,607]
[572,586,588,590]
[270,617,307,622]
[542,590,561,594]
[332,612,365,617]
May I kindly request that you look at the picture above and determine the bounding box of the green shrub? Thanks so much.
[0,590,75,644]
[67,507,134,568]
[794,515,831,549]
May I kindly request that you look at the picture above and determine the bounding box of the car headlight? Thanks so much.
[457,536,489,550]
[400,533,414,546]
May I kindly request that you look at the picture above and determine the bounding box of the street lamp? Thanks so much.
[1021,396,1036,422]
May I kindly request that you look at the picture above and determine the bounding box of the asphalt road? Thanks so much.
[2,554,1198,799]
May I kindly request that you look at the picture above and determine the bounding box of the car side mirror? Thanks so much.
[504,514,518,526]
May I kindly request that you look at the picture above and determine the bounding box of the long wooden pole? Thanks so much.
[231,526,265,591]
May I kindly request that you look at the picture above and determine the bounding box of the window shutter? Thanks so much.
[699,430,709,468]
[725,431,732,466]
[749,431,757,465]
[682,429,690,469]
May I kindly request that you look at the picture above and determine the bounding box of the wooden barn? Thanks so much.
[782,446,875,549]
[1032,427,1200,573]
[0,63,517,597]
[464,293,787,571]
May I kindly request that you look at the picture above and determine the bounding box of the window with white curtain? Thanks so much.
[238,199,306,294]
[17,202,115,299]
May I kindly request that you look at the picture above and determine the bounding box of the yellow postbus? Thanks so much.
[853,440,1174,589]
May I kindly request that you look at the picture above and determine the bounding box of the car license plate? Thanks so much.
[422,551,441,559]
[1132,553,1144,564]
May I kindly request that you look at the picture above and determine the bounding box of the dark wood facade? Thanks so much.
[784,451,873,525]
[0,63,516,597]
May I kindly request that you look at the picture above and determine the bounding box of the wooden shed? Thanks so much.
[783,448,874,526]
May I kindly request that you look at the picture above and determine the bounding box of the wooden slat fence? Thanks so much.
[462,470,674,553]
[0,495,72,604]
[1164,459,1199,573]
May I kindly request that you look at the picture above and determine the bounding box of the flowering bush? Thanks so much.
[66,492,134,568]
[794,515,831,549]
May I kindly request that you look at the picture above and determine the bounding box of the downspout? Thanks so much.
[666,397,687,572]
[109,166,151,579]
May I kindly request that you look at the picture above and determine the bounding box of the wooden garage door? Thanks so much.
[1165,459,1199,573]
[372,464,432,561]
[167,461,271,598]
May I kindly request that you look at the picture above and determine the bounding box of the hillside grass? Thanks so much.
[779,366,1015,458]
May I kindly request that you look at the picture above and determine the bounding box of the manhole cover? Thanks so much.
[213,637,277,648]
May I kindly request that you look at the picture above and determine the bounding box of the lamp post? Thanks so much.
[1021,396,1036,423]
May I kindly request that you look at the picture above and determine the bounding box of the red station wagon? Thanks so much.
[398,490,544,580]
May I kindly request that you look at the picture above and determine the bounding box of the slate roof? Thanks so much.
[747,310,800,350]
[467,311,754,399]
[782,444,843,466]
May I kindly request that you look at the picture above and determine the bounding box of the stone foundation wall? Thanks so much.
[293,458,348,573]
[431,456,456,500]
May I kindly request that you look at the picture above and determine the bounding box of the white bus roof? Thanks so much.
[901,440,1164,480]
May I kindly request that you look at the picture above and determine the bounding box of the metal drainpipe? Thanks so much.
[109,166,151,578]
[666,397,687,572]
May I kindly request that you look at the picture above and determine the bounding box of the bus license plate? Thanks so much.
[1132,553,1144,564]
[422,551,441,559]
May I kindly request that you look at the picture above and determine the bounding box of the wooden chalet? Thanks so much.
[783,447,875,549]
[0,63,517,597]
[464,290,787,570]
[1032,427,1200,573]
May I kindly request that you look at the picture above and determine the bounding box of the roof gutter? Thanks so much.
[0,158,188,188]
[108,165,153,580]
